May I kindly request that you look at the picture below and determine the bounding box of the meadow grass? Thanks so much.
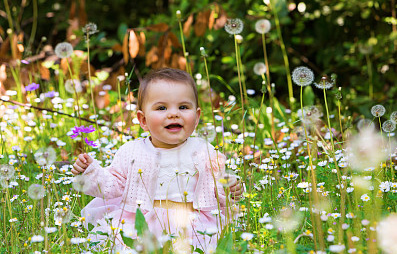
[0,18,397,254]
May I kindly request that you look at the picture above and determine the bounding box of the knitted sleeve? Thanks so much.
[81,142,134,199]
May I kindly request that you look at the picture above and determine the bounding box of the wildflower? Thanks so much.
[54,207,72,224]
[240,232,254,241]
[253,62,267,76]
[72,174,91,192]
[314,76,334,89]
[85,138,98,148]
[0,164,15,180]
[360,194,370,202]
[292,66,314,86]
[28,184,45,200]
[382,120,396,133]
[25,82,40,92]
[31,235,44,243]
[371,104,386,117]
[377,214,397,254]
[329,244,345,253]
[176,10,182,20]
[225,18,244,35]
[70,237,87,244]
[44,91,56,98]
[9,218,17,222]
[198,124,216,142]
[65,79,83,93]
[390,111,397,124]
[21,59,30,64]
[44,227,57,233]
[70,125,95,139]
[82,22,98,35]
[55,42,73,58]
[255,19,271,34]
[200,47,208,57]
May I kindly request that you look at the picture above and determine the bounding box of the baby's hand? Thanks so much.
[72,153,93,175]
[229,178,244,201]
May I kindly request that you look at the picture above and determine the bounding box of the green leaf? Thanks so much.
[215,231,233,254]
[303,85,315,106]
[120,231,135,248]
[88,223,95,231]
[135,208,148,236]
[117,23,128,42]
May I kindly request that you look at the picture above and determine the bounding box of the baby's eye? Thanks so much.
[179,105,189,110]
[157,106,166,110]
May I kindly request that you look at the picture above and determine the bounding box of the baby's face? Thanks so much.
[137,80,201,148]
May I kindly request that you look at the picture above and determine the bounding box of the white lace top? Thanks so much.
[151,139,198,202]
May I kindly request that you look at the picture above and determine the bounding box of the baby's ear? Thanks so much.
[137,110,149,131]
[195,107,201,127]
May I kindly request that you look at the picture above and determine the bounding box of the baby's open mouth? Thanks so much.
[165,124,183,129]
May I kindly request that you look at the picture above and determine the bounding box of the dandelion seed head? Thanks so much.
[34,147,56,166]
[72,174,91,192]
[357,118,375,132]
[54,42,73,58]
[82,22,98,36]
[198,124,216,143]
[0,164,15,180]
[292,66,314,86]
[65,79,83,94]
[382,120,396,133]
[225,18,244,35]
[297,105,323,128]
[314,76,334,89]
[253,62,267,76]
[346,128,387,171]
[390,111,397,124]
[371,104,386,118]
[28,184,46,200]
[255,19,271,34]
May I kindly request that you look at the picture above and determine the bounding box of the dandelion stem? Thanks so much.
[86,33,102,150]
[177,16,191,76]
[202,55,219,145]
[300,85,325,251]
[261,33,275,138]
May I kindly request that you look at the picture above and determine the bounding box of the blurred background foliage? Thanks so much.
[0,0,396,116]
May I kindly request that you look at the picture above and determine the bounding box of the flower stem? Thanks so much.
[270,0,294,109]
[178,17,191,75]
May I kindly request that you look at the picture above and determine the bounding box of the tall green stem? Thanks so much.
[86,33,102,145]
[365,54,373,99]
[28,0,38,53]
[177,14,191,76]
[202,54,219,145]
[270,0,294,109]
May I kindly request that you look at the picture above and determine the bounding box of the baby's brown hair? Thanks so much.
[138,68,198,110]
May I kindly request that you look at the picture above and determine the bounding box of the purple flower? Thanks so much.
[25,83,39,92]
[70,125,96,139]
[85,138,97,147]
[21,60,30,64]
[45,91,56,98]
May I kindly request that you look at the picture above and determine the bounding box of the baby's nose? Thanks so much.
[167,108,180,118]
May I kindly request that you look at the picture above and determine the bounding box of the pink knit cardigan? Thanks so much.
[82,137,227,212]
